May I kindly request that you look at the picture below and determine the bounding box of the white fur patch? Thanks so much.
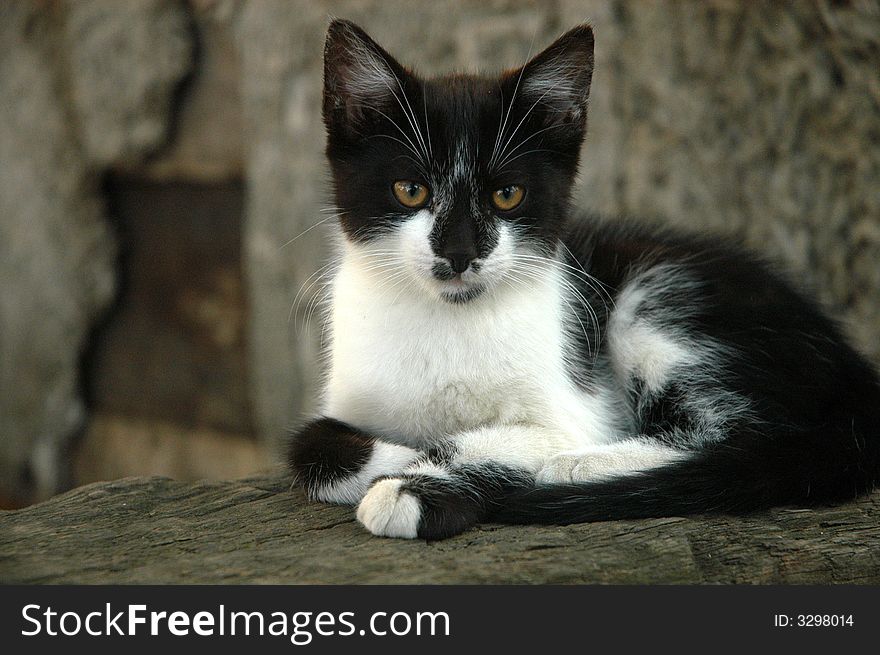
[403,459,453,480]
[323,232,621,453]
[450,138,477,201]
[397,209,440,290]
[315,440,420,505]
[605,265,753,446]
[452,424,579,473]
[537,440,687,484]
[356,478,421,539]
[608,276,695,392]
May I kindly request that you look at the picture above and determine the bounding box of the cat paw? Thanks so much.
[536,453,593,484]
[537,452,628,483]
[537,444,683,483]
[356,478,422,539]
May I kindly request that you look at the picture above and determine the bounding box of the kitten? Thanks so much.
[287,20,880,539]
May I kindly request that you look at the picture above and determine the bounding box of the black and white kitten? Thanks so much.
[288,20,880,539]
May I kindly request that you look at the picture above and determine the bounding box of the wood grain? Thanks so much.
[2,472,878,584]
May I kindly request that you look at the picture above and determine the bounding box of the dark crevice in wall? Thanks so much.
[84,175,254,435]
[138,3,202,171]
[64,169,130,494]
[70,4,255,490]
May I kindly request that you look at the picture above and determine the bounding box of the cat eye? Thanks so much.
[491,185,525,211]
[392,181,430,209]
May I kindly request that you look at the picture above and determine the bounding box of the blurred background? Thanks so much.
[1,0,879,508]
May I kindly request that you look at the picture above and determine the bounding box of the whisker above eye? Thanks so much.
[362,53,431,168]
[496,145,564,171]
[491,84,565,175]
[490,27,538,170]
[363,113,424,164]
[422,88,433,158]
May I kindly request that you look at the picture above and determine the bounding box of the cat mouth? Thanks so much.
[438,277,485,304]
[440,286,485,304]
[429,263,486,303]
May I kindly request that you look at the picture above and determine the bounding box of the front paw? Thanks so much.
[537,444,685,484]
[356,478,422,539]
[288,418,421,505]
[536,452,597,484]
[288,418,375,502]
[356,469,490,540]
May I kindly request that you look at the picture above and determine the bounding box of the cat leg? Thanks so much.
[289,417,420,505]
[536,438,688,484]
[356,423,573,539]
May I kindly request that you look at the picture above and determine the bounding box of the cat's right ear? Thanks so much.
[512,25,595,128]
[322,19,409,138]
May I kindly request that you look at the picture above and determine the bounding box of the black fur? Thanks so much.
[395,464,530,540]
[288,418,375,495]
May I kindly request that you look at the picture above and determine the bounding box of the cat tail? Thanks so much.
[492,406,880,525]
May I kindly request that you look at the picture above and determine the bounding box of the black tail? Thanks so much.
[492,407,880,525]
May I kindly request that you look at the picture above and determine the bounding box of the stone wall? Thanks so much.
[1,0,878,505]
[577,0,880,357]
[0,0,191,505]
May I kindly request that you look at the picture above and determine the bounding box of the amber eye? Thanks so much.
[392,181,430,209]
[491,185,525,211]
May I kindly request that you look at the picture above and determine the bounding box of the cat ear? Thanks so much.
[514,25,594,125]
[322,19,411,135]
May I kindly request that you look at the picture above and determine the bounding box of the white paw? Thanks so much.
[313,477,367,505]
[537,445,682,484]
[356,478,422,539]
[536,452,622,484]
[311,441,421,506]
[536,453,587,484]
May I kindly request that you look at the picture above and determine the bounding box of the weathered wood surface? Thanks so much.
[1,472,878,584]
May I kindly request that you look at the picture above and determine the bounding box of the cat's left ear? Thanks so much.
[513,25,594,126]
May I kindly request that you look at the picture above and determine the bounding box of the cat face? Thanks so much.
[323,20,594,303]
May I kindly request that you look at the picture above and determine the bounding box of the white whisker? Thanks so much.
[279,213,344,251]
[493,83,563,174]
[490,28,538,169]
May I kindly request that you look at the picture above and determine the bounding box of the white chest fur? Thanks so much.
[321,252,619,449]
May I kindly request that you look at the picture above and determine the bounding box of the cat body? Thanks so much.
[288,20,880,539]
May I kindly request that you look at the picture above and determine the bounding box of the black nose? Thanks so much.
[446,252,473,274]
